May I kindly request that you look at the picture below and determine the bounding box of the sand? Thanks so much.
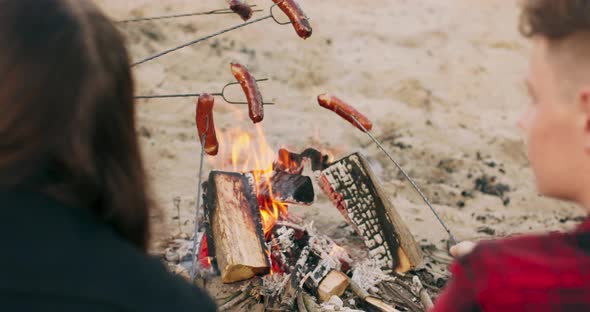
[95,0,585,277]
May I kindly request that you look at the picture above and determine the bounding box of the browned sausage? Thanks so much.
[317,94,373,132]
[196,93,219,156]
[228,0,252,21]
[271,0,312,39]
[230,62,264,123]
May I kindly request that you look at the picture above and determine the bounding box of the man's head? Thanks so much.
[519,0,590,204]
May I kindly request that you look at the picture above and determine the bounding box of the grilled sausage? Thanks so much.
[272,0,312,39]
[196,93,219,156]
[228,0,253,21]
[231,62,264,123]
[317,94,373,132]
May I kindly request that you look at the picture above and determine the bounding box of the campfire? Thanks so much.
[163,126,439,312]
[196,126,325,280]
[125,0,452,310]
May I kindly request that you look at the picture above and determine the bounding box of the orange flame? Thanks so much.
[210,124,289,236]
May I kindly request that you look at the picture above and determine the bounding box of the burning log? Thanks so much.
[274,148,331,174]
[319,153,422,273]
[204,171,270,283]
[258,171,315,205]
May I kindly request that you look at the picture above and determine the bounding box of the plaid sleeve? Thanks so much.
[430,254,481,312]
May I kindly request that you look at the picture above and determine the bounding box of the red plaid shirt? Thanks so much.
[432,219,590,311]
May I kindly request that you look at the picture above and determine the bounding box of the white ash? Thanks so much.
[271,226,296,251]
[244,172,257,190]
[352,260,395,294]
[164,238,193,263]
[307,257,339,288]
[161,235,217,280]
[296,246,311,268]
[330,295,345,307]
[412,275,426,295]
[295,247,312,288]
[261,273,290,298]
[326,295,343,308]
[309,236,336,259]
[320,296,365,312]
[305,223,354,271]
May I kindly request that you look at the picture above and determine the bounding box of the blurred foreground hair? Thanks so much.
[0,0,152,251]
[520,0,590,39]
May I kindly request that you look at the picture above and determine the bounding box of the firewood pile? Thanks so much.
[160,148,450,311]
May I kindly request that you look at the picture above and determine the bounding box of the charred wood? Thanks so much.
[349,280,398,312]
[274,148,331,174]
[319,153,422,273]
[258,171,315,205]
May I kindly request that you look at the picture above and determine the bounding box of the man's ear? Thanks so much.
[578,90,590,153]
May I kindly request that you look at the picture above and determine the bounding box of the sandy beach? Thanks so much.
[95,0,584,279]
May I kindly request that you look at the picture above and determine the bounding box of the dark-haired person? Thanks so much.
[0,0,215,311]
[433,1,590,311]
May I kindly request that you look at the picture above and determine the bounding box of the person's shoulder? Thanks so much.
[84,238,217,312]
[461,231,575,266]
[452,231,585,297]
[0,190,217,311]
[50,225,217,311]
[129,254,217,312]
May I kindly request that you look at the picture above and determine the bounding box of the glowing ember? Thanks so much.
[198,236,211,269]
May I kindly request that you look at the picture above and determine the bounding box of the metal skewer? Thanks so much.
[117,5,262,24]
[190,116,209,281]
[134,78,275,105]
[342,110,458,246]
[130,3,288,67]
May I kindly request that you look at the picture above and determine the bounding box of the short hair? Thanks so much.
[520,0,590,39]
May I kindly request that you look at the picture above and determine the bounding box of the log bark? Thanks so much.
[258,171,315,205]
[319,153,422,273]
[204,171,270,283]
[317,270,350,302]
